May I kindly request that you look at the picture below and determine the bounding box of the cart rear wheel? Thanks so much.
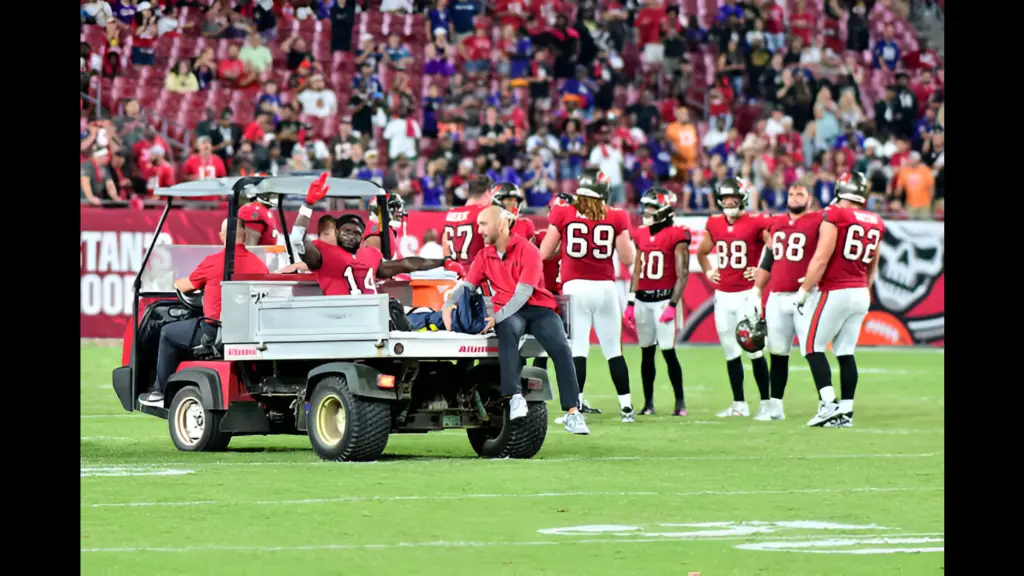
[467,401,548,459]
[168,386,231,452]
[307,376,391,462]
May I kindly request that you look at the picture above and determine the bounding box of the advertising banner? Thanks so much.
[81,207,944,347]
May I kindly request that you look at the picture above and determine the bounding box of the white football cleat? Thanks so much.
[620,406,636,423]
[563,411,590,434]
[807,402,842,427]
[716,402,749,417]
[752,400,774,421]
[772,399,786,420]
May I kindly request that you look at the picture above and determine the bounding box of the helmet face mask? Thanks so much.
[370,194,407,229]
[491,183,526,218]
[577,168,610,202]
[243,184,279,208]
[640,187,676,226]
[715,177,749,218]
[835,171,868,205]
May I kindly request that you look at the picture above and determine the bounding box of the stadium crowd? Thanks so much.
[81,0,944,219]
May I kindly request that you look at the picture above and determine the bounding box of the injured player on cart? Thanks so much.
[288,174,464,298]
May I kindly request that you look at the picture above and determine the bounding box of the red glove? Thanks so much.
[623,303,635,328]
[305,172,330,205]
[443,259,465,278]
[659,304,677,324]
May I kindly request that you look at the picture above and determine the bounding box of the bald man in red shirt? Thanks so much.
[442,206,588,435]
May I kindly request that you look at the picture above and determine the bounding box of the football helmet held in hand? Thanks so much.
[735,317,767,353]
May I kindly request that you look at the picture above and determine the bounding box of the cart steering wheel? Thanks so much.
[176,288,204,312]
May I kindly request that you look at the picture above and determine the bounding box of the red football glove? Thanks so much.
[658,304,677,324]
[623,304,636,329]
[443,259,465,278]
[305,172,330,205]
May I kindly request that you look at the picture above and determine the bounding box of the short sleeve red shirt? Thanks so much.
[188,245,269,320]
[466,235,558,313]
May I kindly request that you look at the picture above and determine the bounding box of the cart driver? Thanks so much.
[289,173,465,296]
[139,218,269,408]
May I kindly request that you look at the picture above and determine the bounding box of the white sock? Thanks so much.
[819,386,836,404]
[618,394,632,410]
[733,401,746,409]
[839,399,854,413]
[578,393,585,406]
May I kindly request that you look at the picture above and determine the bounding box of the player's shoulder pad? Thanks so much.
[677,225,692,242]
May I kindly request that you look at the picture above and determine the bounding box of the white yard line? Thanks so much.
[80,531,945,554]
[79,452,939,470]
[85,485,942,509]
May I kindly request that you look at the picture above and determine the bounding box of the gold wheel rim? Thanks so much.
[174,398,204,446]
[316,394,346,446]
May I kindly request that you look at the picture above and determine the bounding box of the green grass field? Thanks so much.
[81,343,944,575]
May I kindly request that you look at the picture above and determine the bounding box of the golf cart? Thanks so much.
[111,175,568,461]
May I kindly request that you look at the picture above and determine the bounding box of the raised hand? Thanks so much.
[305,172,330,205]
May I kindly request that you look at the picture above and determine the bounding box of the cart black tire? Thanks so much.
[467,401,548,459]
[307,376,391,462]
[168,386,232,452]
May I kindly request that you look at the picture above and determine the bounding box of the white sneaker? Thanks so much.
[807,402,842,427]
[138,392,164,408]
[563,411,590,434]
[752,400,774,421]
[509,394,528,420]
[716,402,749,417]
[772,399,786,420]
[620,406,636,423]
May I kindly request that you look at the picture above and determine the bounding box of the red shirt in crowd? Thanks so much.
[635,4,665,46]
[496,0,528,29]
[762,1,786,34]
[183,153,227,181]
[789,8,815,47]
[189,245,269,320]
[462,34,492,61]
[140,161,176,194]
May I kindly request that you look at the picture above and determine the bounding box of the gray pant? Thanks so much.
[495,305,580,411]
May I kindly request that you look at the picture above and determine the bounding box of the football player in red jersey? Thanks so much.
[751,184,823,422]
[539,168,637,422]
[491,183,536,242]
[795,172,884,428]
[696,177,773,418]
[623,187,691,416]
[364,193,406,258]
[289,175,463,296]
[237,185,281,246]
[443,176,494,264]
[530,195,568,372]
